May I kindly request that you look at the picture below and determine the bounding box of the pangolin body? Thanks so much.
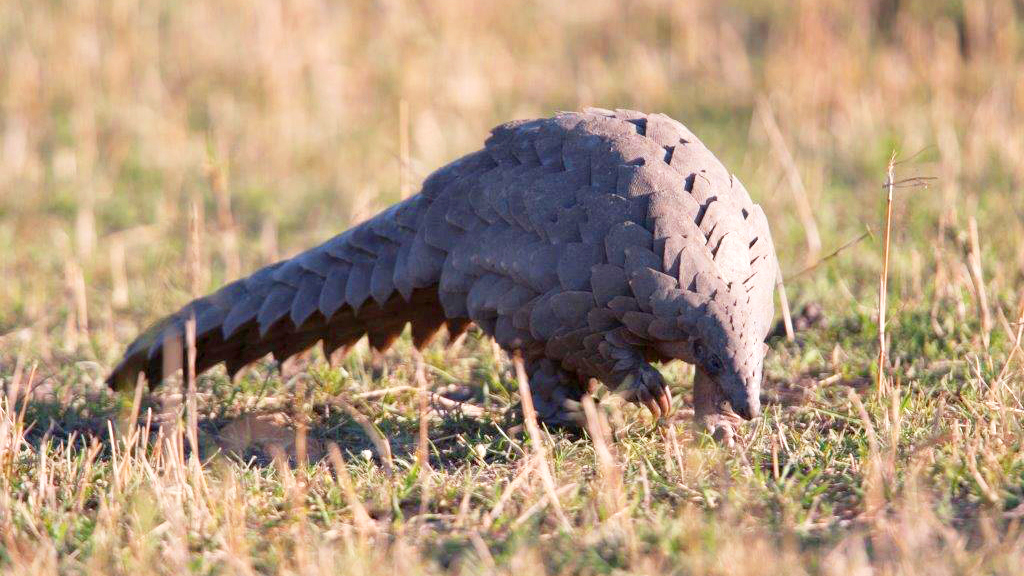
[109,108,778,430]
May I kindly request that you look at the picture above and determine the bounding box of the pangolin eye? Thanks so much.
[706,354,723,375]
[692,341,705,358]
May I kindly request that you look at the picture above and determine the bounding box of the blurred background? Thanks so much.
[1,0,1022,371]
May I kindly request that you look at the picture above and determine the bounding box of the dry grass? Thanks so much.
[2,0,1024,574]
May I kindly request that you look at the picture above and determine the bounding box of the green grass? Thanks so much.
[2,0,1024,574]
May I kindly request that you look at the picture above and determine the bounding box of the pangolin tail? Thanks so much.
[107,195,466,390]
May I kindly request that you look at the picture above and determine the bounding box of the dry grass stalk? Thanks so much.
[260,216,280,264]
[6,353,25,405]
[399,99,412,199]
[332,395,394,477]
[510,482,578,531]
[186,200,202,464]
[757,97,821,265]
[0,361,34,478]
[581,395,625,515]
[105,420,122,496]
[877,151,897,397]
[468,530,497,568]
[775,266,795,342]
[966,216,992,346]
[511,352,573,532]
[293,377,309,468]
[786,226,874,281]
[848,389,885,518]
[268,445,310,558]
[661,420,686,479]
[109,237,130,309]
[129,373,145,432]
[996,293,1024,383]
[482,456,537,529]
[327,442,375,536]
[354,384,491,417]
[75,193,96,259]
[188,199,203,298]
[414,352,432,515]
[414,354,431,474]
[185,316,199,465]
[160,333,184,428]
[966,440,1000,505]
[207,153,241,280]
[63,258,89,352]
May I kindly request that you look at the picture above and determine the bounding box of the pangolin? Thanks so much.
[108,108,778,436]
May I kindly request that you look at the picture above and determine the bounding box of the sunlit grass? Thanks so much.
[1,0,1024,574]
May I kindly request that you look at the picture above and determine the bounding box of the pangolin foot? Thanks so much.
[618,364,673,421]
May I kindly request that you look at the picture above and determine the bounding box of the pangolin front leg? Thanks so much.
[527,350,669,427]
[524,357,593,427]
[601,347,673,420]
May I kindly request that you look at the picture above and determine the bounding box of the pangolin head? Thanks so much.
[655,299,766,420]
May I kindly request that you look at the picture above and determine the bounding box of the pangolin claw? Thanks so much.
[619,365,673,421]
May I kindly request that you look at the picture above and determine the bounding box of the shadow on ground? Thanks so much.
[16,389,515,471]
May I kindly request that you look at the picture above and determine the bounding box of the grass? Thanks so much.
[2,0,1024,573]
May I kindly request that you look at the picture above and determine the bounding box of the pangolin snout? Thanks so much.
[729,394,760,420]
[721,366,761,420]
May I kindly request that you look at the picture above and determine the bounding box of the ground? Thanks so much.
[1,1,1024,574]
